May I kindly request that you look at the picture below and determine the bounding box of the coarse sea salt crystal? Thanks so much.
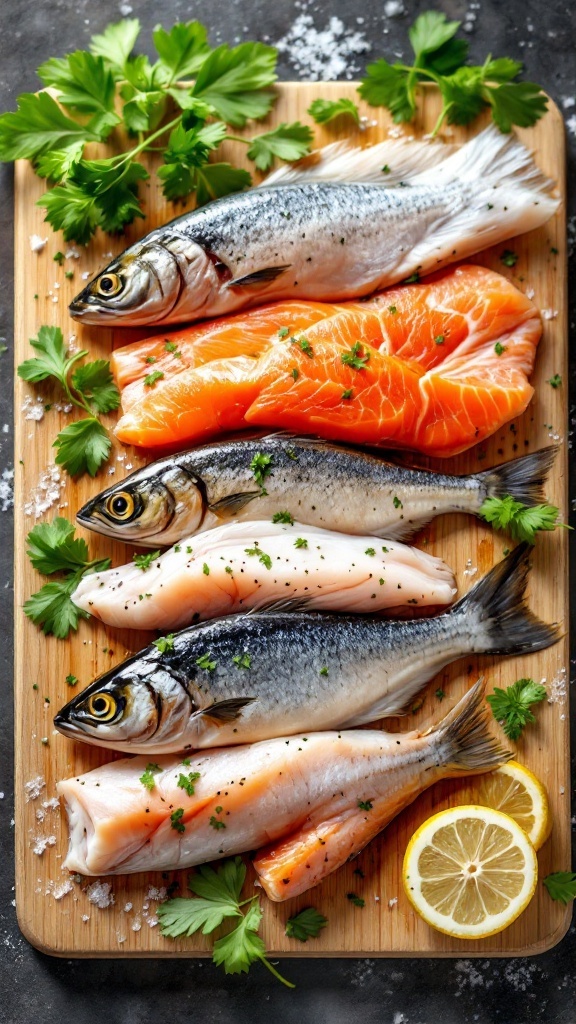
[86,880,115,909]
[42,797,60,810]
[31,834,57,855]
[30,235,48,253]
[384,1,405,15]
[46,879,74,900]
[541,308,558,320]
[81,271,91,280]
[0,467,14,512]
[388,897,398,908]
[21,395,45,423]
[525,287,535,300]
[65,248,80,260]
[82,915,90,923]
[547,667,567,704]
[146,885,167,902]
[25,775,45,801]
[123,902,133,913]
[24,464,65,519]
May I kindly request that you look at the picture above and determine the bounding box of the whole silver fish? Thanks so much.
[57,680,511,890]
[54,544,558,754]
[69,127,557,326]
[76,434,557,547]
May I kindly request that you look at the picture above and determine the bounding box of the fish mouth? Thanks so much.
[53,712,83,738]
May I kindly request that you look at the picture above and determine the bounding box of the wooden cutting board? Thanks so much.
[14,83,570,958]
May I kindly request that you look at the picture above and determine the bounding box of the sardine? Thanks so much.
[56,679,511,891]
[69,127,557,326]
[70,521,457,630]
[54,544,558,754]
[76,434,557,547]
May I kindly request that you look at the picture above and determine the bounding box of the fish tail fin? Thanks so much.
[399,125,559,270]
[477,446,558,507]
[261,137,457,186]
[452,543,561,656]
[434,678,511,773]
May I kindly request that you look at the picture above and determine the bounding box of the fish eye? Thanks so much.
[87,692,118,721]
[97,273,123,297]
[105,491,135,520]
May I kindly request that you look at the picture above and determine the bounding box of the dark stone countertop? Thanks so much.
[0,2,574,1022]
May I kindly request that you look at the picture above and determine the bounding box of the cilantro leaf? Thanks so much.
[250,452,273,488]
[479,496,565,544]
[65,158,149,235]
[0,92,111,162]
[193,162,252,206]
[71,360,121,414]
[133,550,161,571]
[438,67,487,126]
[189,856,246,906]
[341,342,370,370]
[308,98,360,125]
[17,326,71,385]
[26,517,89,575]
[484,80,549,133]
[90,18,141,77]
[152,633,175,653]
[408,11,461,59]
[157,121,228,200]
[53,418,111,477]
[543,872,576,905]
[192,42,277,127]
[358,61,415,123]
[37,52,118,116]
[212,901,265,975]
[486,678,547,740]
[247,122,314,172]
[24,572,90,639]
[157,893,241,938]
[153,21,211,81]
[177,771,201,796]
[35,142,85,184]
[483,57,523,83]
[37,182,99,245]
[285,907,328,942]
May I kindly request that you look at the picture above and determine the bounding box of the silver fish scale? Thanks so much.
[173,181,466,279]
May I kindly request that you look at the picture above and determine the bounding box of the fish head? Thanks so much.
[69,232,224,325]
[77,458,206,544]
[53,655,200,751]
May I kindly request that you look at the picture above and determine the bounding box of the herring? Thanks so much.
[76,434,557,547]
[54,544,559,755]
[56,679,511,889]
[69,127,558,327]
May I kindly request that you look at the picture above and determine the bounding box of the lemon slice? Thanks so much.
[475,761,551,851]
[403,806,538,939]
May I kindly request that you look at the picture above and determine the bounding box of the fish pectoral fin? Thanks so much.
[208,491,262,516]
[199,696,258,725]
[229,265,291,287]
[253,807,389,902]
[337,675,435,728]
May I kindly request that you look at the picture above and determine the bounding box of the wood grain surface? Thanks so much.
[13,82,570,957]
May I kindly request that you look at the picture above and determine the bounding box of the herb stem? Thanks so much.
[257,954,295,989]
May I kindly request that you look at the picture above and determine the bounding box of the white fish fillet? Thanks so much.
[71,521,456,630]
[56,680,510,898]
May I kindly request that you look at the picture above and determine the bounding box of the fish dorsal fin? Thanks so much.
[260,138,457,187]
[208,490,262,516]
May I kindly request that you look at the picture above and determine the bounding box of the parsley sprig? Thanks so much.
[486,678,547,741]
[24,516,111,638]
[0,19,313,243]
[479,495,568,544]
[358,11,548,137]
[157,857,294,987]
[285,907,328,942]
[543,872,576,905]
[17,326,119,477]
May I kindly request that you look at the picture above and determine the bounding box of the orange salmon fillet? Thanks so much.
[114,265,542,457]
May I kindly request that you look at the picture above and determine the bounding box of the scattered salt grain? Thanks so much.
[31,834,57,855]
[65,248,80,260]
[25,776,45,801]
[119,2,133,13]
[384,1,405,15]
[541,308,558,320]
[566,115,576,137]
[24,464,65,518]
[30,235,48,253]
[123,902,133,913]
[86,880,115,909]
[35,809,45,823]
[145,914,159,928]
[81,271,91,280]
[2,424,9,434]
[21,395,45,423]
[276,15,370,81]
[146,885,167,902]
[81,915,90,923]
[562,97,575,109]
[43,797,60,810]
[463,558,478,578]
[388,897,398,908]
[560,786,565,795]
[0,467,14,512]
[46,879,74,900]
[131,915,142,932]
[525,287,535,300]
[547,667,567,705]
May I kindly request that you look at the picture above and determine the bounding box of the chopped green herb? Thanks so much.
[244,545,272,569]
[341,342,370,370]
[133,549,161,571]
[145,355,157,364]
[178,771,201,796]
[435,688,446,701]
[381,164,390,173]
[341,388,353,400]
[64,270,74,280]
[144,369,165,387]
[393,496,403,509]
[547,374,562,389]
[152,633,175,653]
[196,652,217,671]
[278,326,290,339]
[272,511,294,525]
[209,815,226,830]
[403,272,419,284]
[500,249,518,267]
[434,334,445,345]
[291,334,314,357]
[53,251,65,264]
[290,367,299,381]
[140,762,162,791]
[170,808,186,833]
[232,653,251,669]
[543,872,576,904]
[202,562,210,575]
[346,893,365,908]
[365,547,375,556]
[294,537,308,549]
[319,666,329,677]
[479,495,567,544]
[357,800,373,811]
[494,341,506,356]
[388,305,397,314]
[65,673,78,686]
[164,340,182,356]
[550,246,559,255]
[250,452,273,490]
